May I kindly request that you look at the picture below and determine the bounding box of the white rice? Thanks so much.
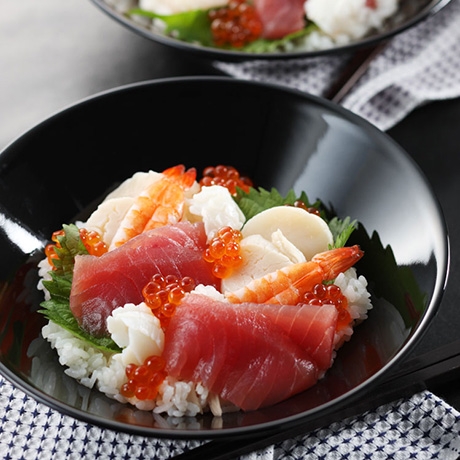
[333,267,372,348]
[305,0,398,44]
[42,322,111,388]
[37,257,52,300]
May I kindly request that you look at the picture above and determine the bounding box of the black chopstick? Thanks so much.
[324,41,389,103]
[173,340,460,460]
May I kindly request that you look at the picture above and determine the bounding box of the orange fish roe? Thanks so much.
[203,226,243,279]
[44,229,65,268]
[303,283,352,330]
[79,228,108,256]
[119,355,167,400]
[209,0,263,48]
[200,165,253,196]
[142,274,195,329]
[292,200,321,217]
[45,228,107,269]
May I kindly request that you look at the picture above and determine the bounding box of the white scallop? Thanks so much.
[241,206,333,260]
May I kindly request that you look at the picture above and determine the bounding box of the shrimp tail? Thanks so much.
[226,245,364,305]
[163,164,197,188]
[311,244,364,280]
[110,164,197,248]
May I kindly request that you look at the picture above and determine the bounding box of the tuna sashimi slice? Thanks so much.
[257,303,338,372]
[163,294,338,411]
[254,0,306,39]
[70,222,219,337]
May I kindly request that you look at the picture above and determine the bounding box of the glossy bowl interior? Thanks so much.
[0,77,448,439]
[89,0,452,61]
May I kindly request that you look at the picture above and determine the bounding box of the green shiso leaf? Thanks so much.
[348,227,427,327]
[328,216,358,248]
[39,298,121,353]
[39,224,120,353]
[234,187,298,220]
[51,223,88,275]
[42,271,73,302]
[129,8,214,45]
[242,23,319,53]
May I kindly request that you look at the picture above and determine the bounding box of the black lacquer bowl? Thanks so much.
[89,0,453,61]
[0,77,448,440]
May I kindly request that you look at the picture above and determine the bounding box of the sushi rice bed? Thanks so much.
[37,166,372,417]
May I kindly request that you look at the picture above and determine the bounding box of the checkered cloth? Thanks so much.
[1,374,460,459]
[214,0,460,131]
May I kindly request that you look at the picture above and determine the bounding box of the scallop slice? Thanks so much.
[242,206,333,261]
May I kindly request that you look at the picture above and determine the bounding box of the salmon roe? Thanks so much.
[119,355,167,400]
[209,0,263,48]
[303,283,352,329]
[200,165,253,196]
[79,228,108,256]
[45,228,108,269]
[142,274,195,329]
[203,226,243,279]
[292,200,321,217]
[44,230,64,268]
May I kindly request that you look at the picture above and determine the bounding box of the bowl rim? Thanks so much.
[0,76,450,439]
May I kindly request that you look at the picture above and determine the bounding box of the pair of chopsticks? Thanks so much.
[323,41,389,103]
[174,339,460,460]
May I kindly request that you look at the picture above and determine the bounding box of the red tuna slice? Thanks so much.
[163,294,339,411]
[257,303,338,372]
[253,0,306,39]
[70,222,219,337]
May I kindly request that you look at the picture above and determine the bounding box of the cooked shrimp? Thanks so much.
[225,245,364,305]
[110,165,197,249]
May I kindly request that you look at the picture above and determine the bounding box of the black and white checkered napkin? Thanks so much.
[215,0,460,131]
[1,373,460,459]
